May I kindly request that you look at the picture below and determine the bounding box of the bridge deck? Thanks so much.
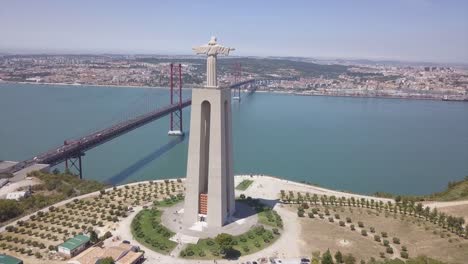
[1,79,261,175]
[3,99,191,174]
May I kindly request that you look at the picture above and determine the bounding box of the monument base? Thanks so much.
[163,201,256,239]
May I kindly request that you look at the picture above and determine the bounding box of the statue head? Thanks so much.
[208,36,217,46]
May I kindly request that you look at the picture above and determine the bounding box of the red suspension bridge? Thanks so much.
[0,64,261,179]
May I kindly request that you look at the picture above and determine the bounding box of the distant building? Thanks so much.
[58,235,90,258]
[5,190,30,200]
[67,243,143,264]
[0,254,23,264]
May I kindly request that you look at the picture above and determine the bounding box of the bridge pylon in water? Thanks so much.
[168,63,184,136]
[232,62,241,101]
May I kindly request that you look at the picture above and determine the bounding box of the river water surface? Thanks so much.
[1,83,467,195]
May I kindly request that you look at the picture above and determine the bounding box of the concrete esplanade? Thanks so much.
[183,37,236,230]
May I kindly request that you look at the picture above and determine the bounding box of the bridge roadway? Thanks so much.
[1,80,261,175]
[3,99,192,174]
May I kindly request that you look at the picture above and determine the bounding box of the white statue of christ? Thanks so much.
[193,36,235,87]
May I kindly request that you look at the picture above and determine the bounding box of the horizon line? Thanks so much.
[1,50,467,66]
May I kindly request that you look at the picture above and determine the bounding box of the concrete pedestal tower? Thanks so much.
[183,37,236,229]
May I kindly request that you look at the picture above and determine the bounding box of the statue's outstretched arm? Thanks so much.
[218,46,235,55]
[193,46,209,54]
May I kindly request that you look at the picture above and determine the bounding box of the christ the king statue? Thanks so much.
[193,36,235,88]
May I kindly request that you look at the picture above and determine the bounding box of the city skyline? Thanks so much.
[1,0,468,64]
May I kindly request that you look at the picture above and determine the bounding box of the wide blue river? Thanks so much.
[1,83,467,195]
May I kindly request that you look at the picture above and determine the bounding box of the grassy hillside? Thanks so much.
[0,170,107,225]
[424,176,468,201]
[374,176,468,202]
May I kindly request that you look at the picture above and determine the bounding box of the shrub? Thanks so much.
[392,237,400,244]
[350,224,355,231]
[386,246,394,254]
[400,251,409,259]
[358,221,364,228]
[339,221,345,227]
[335,214,340,219]
[361,230,367,236]
[272,228,280,235]
[328,217,334,222]
[308,212,314,218]
[381,231,388,238]
[370,227,375,233]
[297,210,305,217]
[383,240,389,247]
[346,217,352,223]
[374,235,381,242]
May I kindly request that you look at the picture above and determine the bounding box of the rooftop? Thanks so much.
[69,243,140,264]
[59,235,90,251]
[0,254,23,264]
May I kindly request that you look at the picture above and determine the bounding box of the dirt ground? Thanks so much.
[296,205,468,263]
[297,213,383,261]
[435,204,468,223]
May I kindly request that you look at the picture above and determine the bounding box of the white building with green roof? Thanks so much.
[58,234,90,257]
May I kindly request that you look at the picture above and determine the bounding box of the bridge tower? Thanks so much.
[64,141,85,179]
[232,62,241,100]
[168,63,184,136]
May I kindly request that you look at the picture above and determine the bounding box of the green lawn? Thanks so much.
[257,208,283,228]
[131,208,176,254]
[235,180,254,191]
[153,194,184,207]
[181,226,280,259]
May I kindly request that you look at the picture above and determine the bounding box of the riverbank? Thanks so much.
[254,89,468,102]
[0,80,178,90]
[2,80,466,102]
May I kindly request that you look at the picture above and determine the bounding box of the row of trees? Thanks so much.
[312,250,443,264]
[0,177,185,262]
[283,191,467,237]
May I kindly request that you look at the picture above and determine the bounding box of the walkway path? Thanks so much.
[236,175,393,203]
[424,200,468,208]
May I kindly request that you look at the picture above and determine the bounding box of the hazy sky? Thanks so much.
[1,0,467,63]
